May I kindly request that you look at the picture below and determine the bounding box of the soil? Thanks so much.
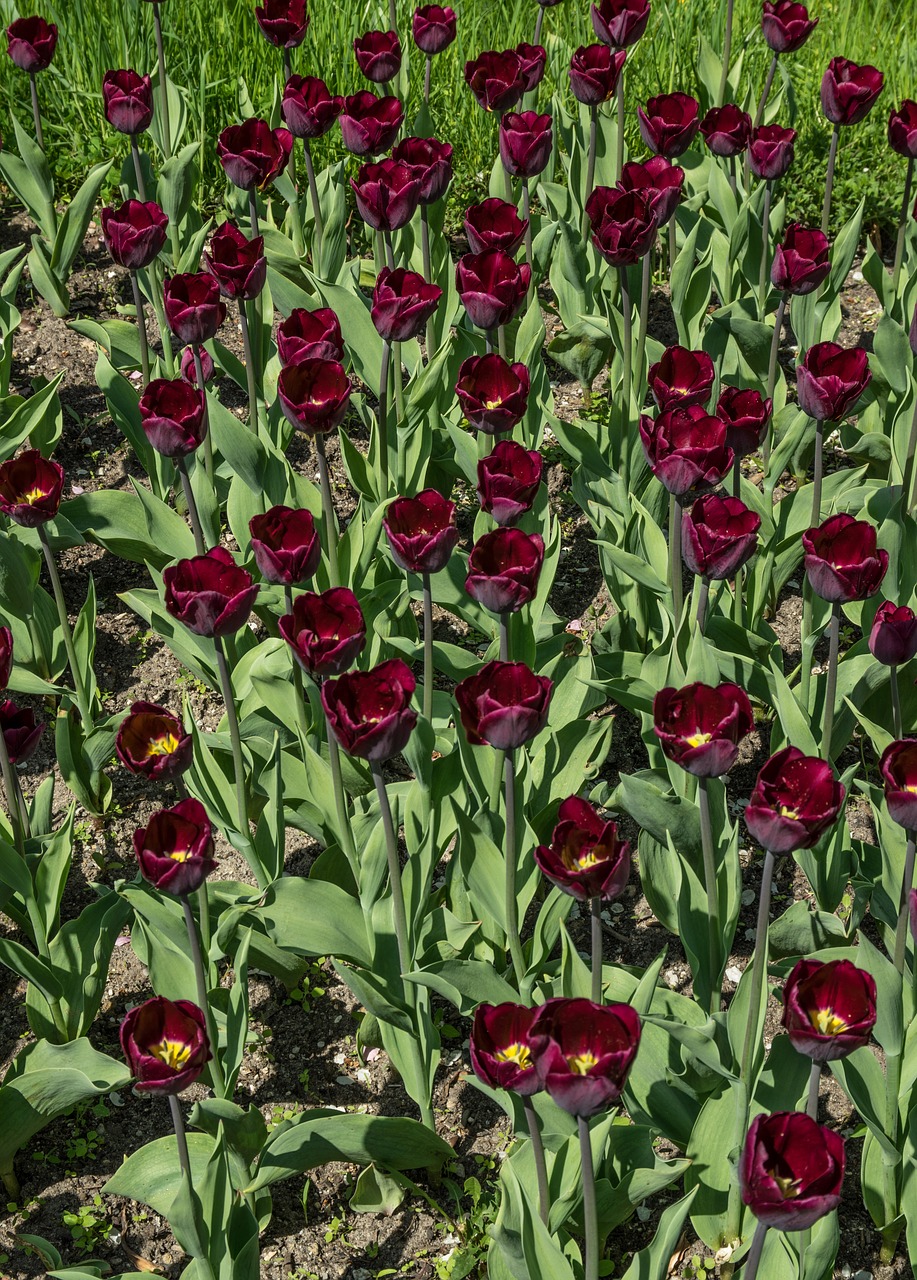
[0,206,909,1280]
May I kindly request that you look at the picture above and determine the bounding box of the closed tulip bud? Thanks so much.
[748,123,796,180]
[470,1003,545,1095]
[103,69,154,135]
[163,546,259,638]
[740,1112,844,1231]
[278,358,352,435]
[339,91,404,155]
[116,701,192,779]
[372,267,442,342]
[203,221,266,301]
[762,1,817,54]
[354,30,402,83]
[6,15,57,71]
[586,187,658,265]
[456,353,530,434]
[120,997,211,1096]
[638,93,699,159]
[619,156,684,225]
[279,588,366,678]
[530,997,641,1117]
[383,489,460,575]
[139,378,206,458]
[282,76,344,139]
[879,739,917,830]
[648,345,714,411]
[277,307,344,364]
[456,250,531,330]
[771,223,831,296]
[569,44,627,106]
[464,50,525,113]
[466,528,545,614]
[463,198,528,255]
[249,505,321,585]
[682,495,761,580]
[477,440,543,526]
[781,958,877,1063]
[796,341,870,422]
[351,160,423,232]
[717,386,772,457]
[744,746,845,854]
[590,0,651,49]
[255,0,310,48]
[456,660,552,749]
[163,273,226,345]
[322,659,417,762]
[101,199,169,271]
[888,101,917,158]
[653,681,754,776]
[392,136,453,204]
[535,797,631,901]
[639,406,733,496]
[803,514,888,604]
[412,4,457,55]
[821,57,884,127]
[0,700,44,765]
[869,602,917,666]
[180,346,214,387]
[217,118,293,190]
[134,798,217,897]
[0,627,12,692]
[500,111,553,179]
[515,43,547,92]
[0,449,64,527]
[700,103,751,157]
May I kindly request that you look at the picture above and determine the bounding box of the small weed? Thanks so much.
[62,1196,112,1255]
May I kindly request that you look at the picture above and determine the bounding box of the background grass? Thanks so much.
[0,0,915,238]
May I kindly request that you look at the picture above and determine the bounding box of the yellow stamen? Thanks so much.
[150,1038,192,1070]
[684,731,713,749]
[495,1042,532,1070]
[810,1008,848,1036]
[769,1169,802,1199]
[483,397,503,410]
[567,1050,599,1076]
[168,848,192,863]
[146,733,180,758]
[779,805,799,820]
[22,486,46,504]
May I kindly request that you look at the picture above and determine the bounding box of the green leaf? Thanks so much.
[157,142,201,228]
[349,1163,406,1215]
[27,236,69,317]
[102,1132,217,1213]
[52,160,113,278]
[256,876,371,968]
[618,1189,698,1280]
[0,374,64,462]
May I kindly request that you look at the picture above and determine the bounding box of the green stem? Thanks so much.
[820,125,840,237]
[423,55,432,104]
[717,0,734,106]
[810,418,825,525]
[497,325,508,360]
[583,105,597,238]
[696,575,710,633]
[323,697,358,866]
[618,265,633,428]
[800,582,815,711]
[130,271,151,385]
[499,612,509,662]
[758,182,772,320]
[303,140,324,274]
[193,348,214,482]
[637,248,651,386]
[153,1,171,160]
[420,206,437,361]
[504,749,526,987]
[197,882,214,988]
[698,777,722,1015]
[285,586,313,752]
[377,338,392,491]
[0,724,26,856]
[743,1221,769,1280]
[176,455,206,555]
[579,1115,599,1280]
[372,762,411,977]
[591,895,603,1004]
[522,183,534,305]
[283,47,292,83]
[883,1049,902,1233]
[168,1094,191,1174]
[822,602,840,760]
[754,53,779,128]
[615,75,625,182]
[806,1058,820,1118]
[524,1097,550,1226]
[904,397,917,513]
[238,300,260,435]
[891,665,903,741]
[422,574,434,726]
[739,849,775,1083]
[488,748,505,815]
[669,493,683,625]
[893,157,915,295]
[130,137,147,202]
[149,260,175,375]
[764,293,787,465]
[213,636,262,885]
[668,216,677,280]
[314,433,341,586]
[894,833,917,974]
[181,896,227,1096]
[37,525,91,722]
[29,71,44,151]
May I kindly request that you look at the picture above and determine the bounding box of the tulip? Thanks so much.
[392,136,453,204]
[534,796,631,902]
[648,345,714,412]
[747,124,796,180]
[455,660,552,749]
[277,307,344,364]
[277,358,352,435]
[470,1003,545,1094]
[139,378,206,458]
[770,223,830,296]
[163,546,259,638]
[590,0,650,49]
[279,588,366,678]
[0,449,64,527]
[744,746,845,855]
[477,440,543,526]
[249,506,321,586]
[455,251,531,331]
[499,111,553,179]
[717,387,772,457]
[0,628,12,692]
[354,30,402,83]
[781,958,877,1064]
[639,406,733,497]
[618,157,684,226]
[102,69,154,135]
[463,199,528,255]
[762,1,817,54]
[180,346,214,387]
[700,103,751,157]
[653,682,753,777]
[134,798,217,897]
[351,161,422,233]
[163,273,226,345]
[879,739,917,831]
[339,91,404,155]
[255,0,310,47]
[464,50,525,113]
[515,43,547,92]
[869,602,917,667]
[203,221,266,301]
[383,490,459,575]
[100,200,168,271]
[586,188,658,266]
[281,76,345,138]
[412,5,457,55]
[456,353,530,434]
[120,997,211,1095]
[638,93,699,159]
[217,119,293,190]
[682,493,761,584]
[116,701,192,780]
[371,268,441,343]
[797,341,871,424]
[803,514,888,605]
[466,528,545,615]
[569,45,626,105]
[821,57,884,128]
[6,15,57,71]
[740,1112,844,1231]
[889,101,917,159]
[0,701,44,765]
[529,997,641,1117]
[322,659,417,762]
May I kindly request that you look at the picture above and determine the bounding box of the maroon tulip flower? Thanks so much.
[590,0,651,49]
[771,223,831,296]
[889,101,917,159]
[139,378,206,458]
[530,997,641,1117]
[499,111,553,179]
[456,251,531,331]
[392,136,453,204]
[781,958,877,1063]
[134,798,217,898]
[255,0,310,48]
[120,997,211,1096]
[0,449,63,527]
[748,124,796,180]
[163,546,259,639]
[648,345,714,412]
[534,796,631,902]
[180,346,214,387]
[569,44,627,106]
[203,221,266,301]
[762,1,817,54]
[116,701,192,780]
[464,50,525,113]
[700,104,751,157]
[477,440,543,526]
[638,93,699,159]
[217,118,293,190]
[470,1003,545,1095]
[412,4,457,55]
[282,76,345,139]
[279,588,366,678]
[619,156,684,226]
[102,69,154,135]
[0,628,12,692]
[740,1112,845,1231]
[869,602,917,666]
[249,505,321,586]
[515,42,547,93]
[456,354,530,434]
[717,386,772,457]
[682,495,761,581]
[100,200,169,272]
[586,187,658,266]
[354,30,402,83]
[796,341,870,422]
[278,358,352,435]
[744,746,845,854]
[6,15,57,72]
[821,57,884,128]
[339,91,404,156]
[0,701,44,765]
[163,273,226,345]
[383,490,459,575]
[463,198,528,255]
[466,528,545,614]
[455,660,552,749]
[653,681,754,777]
[277,307,344,364]
[322,659,417,762]
[639,406,733,497]
[350,160,422,232]
[372,267,442,342]
[880,739,917,830]
[803,514,888,604]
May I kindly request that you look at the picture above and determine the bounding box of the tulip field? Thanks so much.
[3,0,917,1276]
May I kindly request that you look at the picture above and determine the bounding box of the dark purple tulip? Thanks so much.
[647,345,715,412]
[590,0,651,49]
[278,358,352,435]
[653,681,754,776]
[796,341,870,421]
[279,588,366,677]
[255,0,310,48]
[888,101,917,159]
[463,198,528,255]
[282,76,345,139]
[619,156,684,225]
[744,746,845,854]
[515,43,547,93]
[0,449,63,527]
[249,505,321,586]
[470,1003,544,1095]
[569,44,627,106]
[6,15,57,72]
[456,354,530,434]
[771,223,831,295]
[383,490,460,575]
[530,998,641,1117]
[277,307,344,364]
[217,118,293,190]
[466,528,545,614]
[120,998,211,1096]
[100,200,168,271]
[464,50,525,113]
[0,628,12,692]
[203,221,266,301]
[102,69,154,135]
[637,93,699,159]
[372,267,442,342]
[700,104,751,157]
[116,701,192,780]
[163,273,226,345]
[821,57,884,127]
[354,30,402,83]
[781,958,877,1063]
[392,136,453,204]
[586,187,657,265]
[869,602,917,666]
[803,514,888,604]
[351,160,422,232]
[339,91,404,156]
[134,798,217,898]
[139,378,206,458]
[682,495,761,580]
[639,406,733,496]
[534,796,631,902]
[163,546,259,638]
[748,124,796,180]
[499,111,553,179]
[762,1,817,54]
[180,346,214,387]
[477,440,543,526]
[455,660,552,749]
[0,701,44,765]
[740,1112,844,1231]
[322,659,418,762]
[412,5,457,55]
[456,251,531,330]
[717,386,772,457]
[880,739,917,830]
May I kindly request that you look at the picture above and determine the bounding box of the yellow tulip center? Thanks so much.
[905,784,917,794]
[684,731,712,748]
[495,1042,532,1070]
[483,396,504,410]
[168,847,192,863]
[779,805,799,820]
[770,1170,802,1199]
[810,1007,848,1036]
[22,486,46,504]
[567,1050,599,1076]
[150,1038,192,1070]
[146,732,180,757]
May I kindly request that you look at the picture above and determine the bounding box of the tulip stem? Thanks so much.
[810,418,824,526]
[743,1220,768,1280]
[882,1048,902,1244]
[891,665,903,741]
[149,260,175,376]
[168,1094,191,1176]
[283,48,292,84]
[181,896,227,1097]
[523,1098,550,1226]
[0,729,26,858]
[238,300,260,435]
[894,833,917,974]
[322,691,358,867]
[130,137,148,202]
[497,326,508,361]
[755,53,779,129]
[372,762,411,978]
[315,434,341,585]
[904,398,917,513]
[758,182,772,320]
[806,1058,821,1119]
[764,293,787,464]
[29,72,44,151]
[213,635,261,886]
[504,748,526,988]
[615,76,625,184]
[284,586,312,752]
[130,271,151,385]
[248,191,260,242]
[499,612,509,662]
[822,602,840,759]
[578,1115,599,1280]
[893,157,916,294]
[423,55,432,104]
[36,525,91,723]
[618,266,633,440]
[152,1,171,160]
[522,184,535,305]
[718,0,734,106]
[739,849,775,1084]
[192,348,214,482]
[422,573,435,726]
[533,5,545,47]
[303,141,324,275]
[420,207,437,361]
[175,456,207,556]
[820,125,840,238]
[389,0,398,35]
[583,105,598,238]
[698,777,722,1015]
[669,493,683,625]
[696,575,710,634]
[637,249,651,386]
[668,217,677,281]
[590,896,603,1004]
[378,339,391,492]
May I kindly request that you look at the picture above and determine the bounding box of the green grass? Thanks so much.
[0,0,914,234]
